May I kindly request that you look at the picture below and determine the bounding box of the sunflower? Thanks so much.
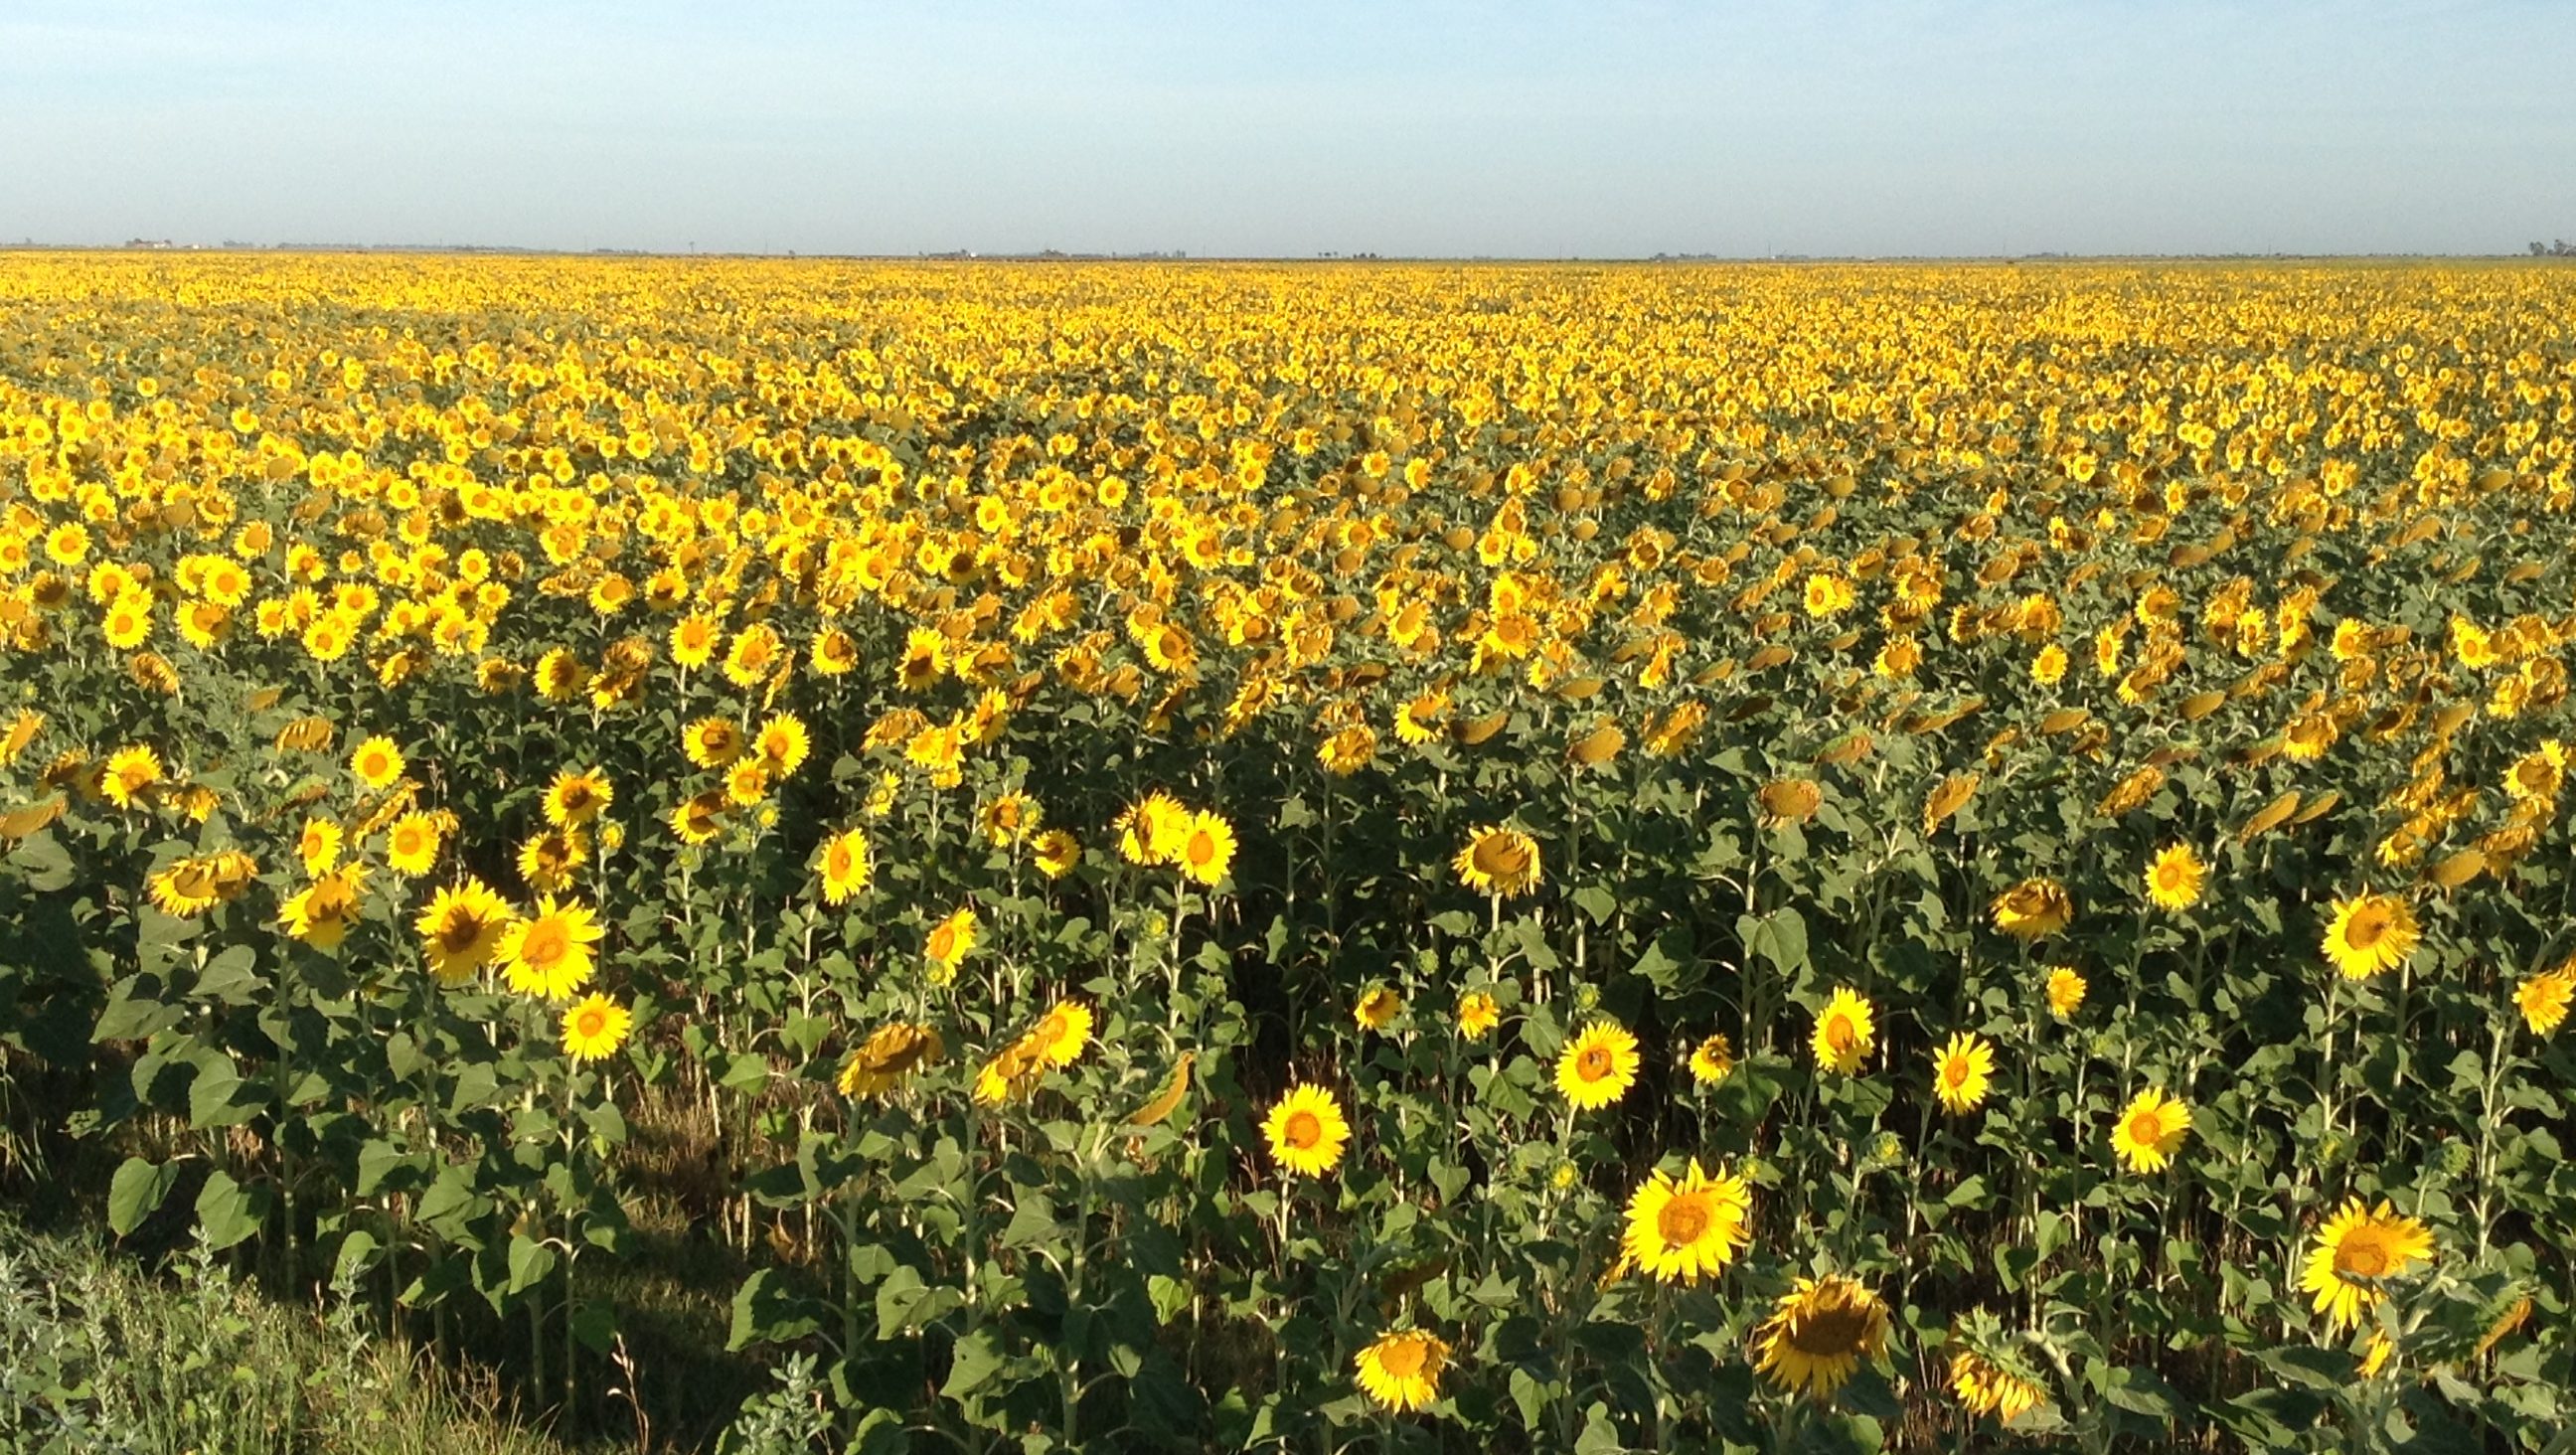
[349,734,404,791]
[1453,825,1541,898]
[1950,1349,2046,1423]
[670,789,727,846]
[100,744,162,810]
[2144,843,2204,910]
[1354,1329,1450,1413]
[1456,990,1501,1040]
[1811,987,1875,1074]
[1177,810,1236,886]
[2515,961,2574,1036]
[1753,1275,1891,1398]
[1263,1083,1350,1178]
[1356,985,1402,1032]
[979,790,1040,847]
[2302,1199,2435,1331]
[817,828,873,905]
[754,712,810,775]
[924,906,979,981]
[1689,1033,1734,1085]
[1115,791,1190,866]
[148,857,225,917]
[2110,1087,2192,1174]
[415,878,513,985]
[517,825,584,892]
[1555,1021,1640,1109]
[724,758,771,806]
[2044,966,2087,1020]
[544,768,613,828]
[1620,1159,1751,1283]
[560,993,633,1063]
[0,709,42,768]
[1030,1000,1093,1069]
[1929,1032,1995,1115]
[384,811,443,877]
[280,868,367,950]
[1991,878,2072,940]
[839,1023,944,1096]
[2322,893,2418,980]
[499,895,601,1001]
[684,717,744,768]
[1031,828,1080,879]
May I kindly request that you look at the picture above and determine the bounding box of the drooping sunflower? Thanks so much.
[1262,1082,1350,1178]
[2144,843,2204,911]
[2322,892,2418,980]
[817,828,873,905]
[499,895,602,1001]
[2302,1199,2435,1331]
[1689,1033,1735,1085]
[544,767,613,828]
[280,867,367,950]
[839,1023,944,1097]
[1620,1159,1752,1284]
[560,993,633,1063]
[415,877,514,985]
[1177,810,1236,887]
[2109,1087,2192,1174]
[1991,878,2073,940]
[148,857,226,917]
[1453,825,1541,898]
[1811,987,1875,1074]
[2044,966,2087,1020]
[1354,1329,1451,1413]
[1753,1275,1891,1398]
[1555,1021,1640,1109]
[1355,985,1402,1032]
[2515,961,2574,1036]
[1456,990,1502,1040]
[1929,1032,1995,1115]
[349,734,404,792]
[1950,1349,2047,1423]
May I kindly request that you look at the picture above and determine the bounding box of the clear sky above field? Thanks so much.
[4,0,2571,257]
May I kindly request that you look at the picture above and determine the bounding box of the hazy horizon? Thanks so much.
[6,1,2574,259]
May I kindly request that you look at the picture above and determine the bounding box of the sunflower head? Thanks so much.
[1754,1275,1891,1398]
[1262,1082,1350,1178]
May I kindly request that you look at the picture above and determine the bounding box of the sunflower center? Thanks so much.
[2346,907,2388,950]
[2126,1109,2166,1145]
[1942,1057,1970,1088]
[1577,1047,1613,1080]
[1474,840,1524,877]
[440,914,486,953]
[1783,1304,1873,1358]
[575,1008,608,1039]
[2336,1234,2394,1278]
[1375,1337,1427,1378]
[1283,1110,1322,1149]
[1657,1193,1712,1246]
[1825,1017,1858,1053]
[2158,864,2186,889]
[521,921,567,968]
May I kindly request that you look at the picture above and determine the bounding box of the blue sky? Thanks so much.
[3,0,2570,256]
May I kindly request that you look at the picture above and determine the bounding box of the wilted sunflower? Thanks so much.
[838,1023,944,1097]
[2144,843,2204,911]
[1991,878,2072,940]
[1354,1330,1450,1413]
[1811,987,1874,1074]
[1453,825,1541,898]
[1950,1348,2046,1424]
[1555,1021,1640,1109]
[1929,1032,1994,1114]
[1756,778,1823,828]
[1263,1082,1350,1177]
[1753,1275,1891,1398]
[2110,1087,2192,1174]
[817,828,873,905]
[560,994,633,1063]
[415,878,514,985]
[2322,892,2418,980]
[1620,1159,1751,1283]
[498,894,601,1001]
[2302,1199,2434,1331]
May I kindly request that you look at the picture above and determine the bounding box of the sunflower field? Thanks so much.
[3,253,2575,1453]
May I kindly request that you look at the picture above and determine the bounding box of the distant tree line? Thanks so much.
[2531,241,2575,256]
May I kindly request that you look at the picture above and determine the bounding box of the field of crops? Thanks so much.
[3,253,2574,1452]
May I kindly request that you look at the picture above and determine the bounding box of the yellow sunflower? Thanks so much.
[2302,1199,2434,1332]
[754,712,810,775]
[839,1023,944,1097]
[1753,1275,1891,1398]
[1950,1349,2046,1423]
[349,734,404,792]
[1555,1021,1640,1109]
[384,810,443,877]
[817,828,873,905]
[1262,1082,1350,1178]
[684,716,744,768]
[2515,961,2574,1036]
[560,994,633,1062]
[1452,825,1542,898]
[498,894,601,1001]
[924,906,979,981]
[2322,893,2418,980]
[1811,987,1874,1074]
[1354,1330,1450,1413]
[2044,966,2087,1020]
[415,878,514,985]
[1031,828,1081,879]
[1356,985,1402,1032]
[1620,1159,1752,1284]
[1991,878,2073,940]
[1177,810,1236,887]
[1456,990,1502,1040]
[1029,1000,1093,1069]
[280,867,367,950]
[1929,1032,1995,1115]
[100,744,162,810]
[1689,1033,1734,1085]
[2109,1087,2192,1174]
[2144,843,2204,911]
[544,767,613,828]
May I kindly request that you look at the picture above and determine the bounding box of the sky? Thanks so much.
[2,0,2572,258]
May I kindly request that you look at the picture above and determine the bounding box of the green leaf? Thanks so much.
[728,1267,825,1350]
[1575,1400,1626,1454]
[506,1233,557,1293]
[1740,906,1808,975]
[1001,1188,1058,1248]
[195,1169,267,1250]
[336,1229,382,1282]
[7,830,75,892]
[1570,886,1617,926]
[940,1328,1005,1400]
[107,1156,181,1236]
[192,945,261,1006]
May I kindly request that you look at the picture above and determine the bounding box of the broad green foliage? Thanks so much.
[2,254,2575,1451]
